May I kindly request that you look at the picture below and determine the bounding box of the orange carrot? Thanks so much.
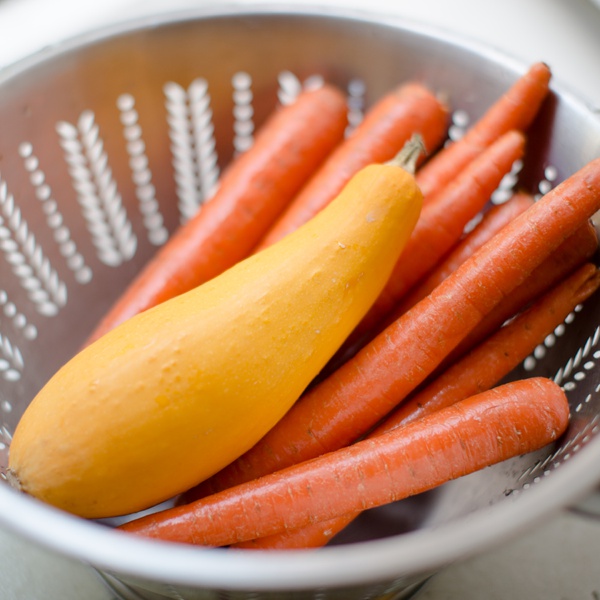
[85,84,349,344]
[390,192,535,318]
[321,130,526,376]
[121,378,569,546]
[379,263,600,429]
[445,219,598,367]
[184,157,600,502]
[235,263,600,550]
[415,62,551,199]
[253,82,449,250]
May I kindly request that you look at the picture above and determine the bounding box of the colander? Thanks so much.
[1,4,600,600]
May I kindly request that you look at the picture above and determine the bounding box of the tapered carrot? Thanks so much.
[235,263,600,550]
[379,263,600,431]
[85,84,349,344]
[234,517,341,550]
[121,378,569,547]
[320,130,526,376]
[184,157,600,502]
[415,62,551,199]
[253,82,449,250]
[444,219,598,368]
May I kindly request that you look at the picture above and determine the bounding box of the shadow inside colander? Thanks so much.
[327,489,441,544]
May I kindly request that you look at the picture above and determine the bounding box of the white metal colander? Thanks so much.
[1,5,600,600]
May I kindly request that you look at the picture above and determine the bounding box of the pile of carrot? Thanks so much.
[121,378,570,547]
[96,62,600,549]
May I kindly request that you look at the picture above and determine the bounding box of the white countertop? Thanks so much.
[1,0,600,598]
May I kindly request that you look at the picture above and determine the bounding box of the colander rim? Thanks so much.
[1,1,600,591]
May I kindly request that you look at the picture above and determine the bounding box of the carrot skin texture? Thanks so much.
[444,219,598,367]
[235,262,600,551]
[185,157,600,501]
[253,82,449,250]
[85,85,349,343]
[415,62,551,199]
[121,378,570,547]
[391,192,535,318]
[382,262,600,429]
[234,518,342,550]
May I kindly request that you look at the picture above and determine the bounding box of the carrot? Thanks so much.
[389,192,535,319]
[183,157,600,502]
[415,62,551,199]
[252,82,449,250]
[235,263,600,550]
[321,130,526,376]
[444,219,599,367]
[120,378,570,546]
[84,84,349,344]
[379,262,600,429]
